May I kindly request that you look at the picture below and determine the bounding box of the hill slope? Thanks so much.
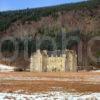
[0,0,100,68]
[0,0,100,37]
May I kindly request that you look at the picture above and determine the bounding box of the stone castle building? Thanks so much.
[30,49,77,72]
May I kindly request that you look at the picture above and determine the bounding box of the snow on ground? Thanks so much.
[0,64,15,72]
[0,91,100,100]
[92,70,100,72]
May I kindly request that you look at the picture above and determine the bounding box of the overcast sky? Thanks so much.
[0,0,87,11]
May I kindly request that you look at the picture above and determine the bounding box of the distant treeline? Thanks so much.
[0,0,99,31]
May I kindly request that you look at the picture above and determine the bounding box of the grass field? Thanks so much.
[0,72,100,93]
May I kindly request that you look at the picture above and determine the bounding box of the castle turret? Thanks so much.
[30,50,42,72]
[42,50,48,72]
[66,50,77,72]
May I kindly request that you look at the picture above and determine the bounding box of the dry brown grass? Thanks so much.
[0,72,100,93]
[0,80,100,93]
[0,72,100,78]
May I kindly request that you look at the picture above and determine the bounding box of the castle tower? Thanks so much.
[66,50,77,72]
[42,50,48,72]
[30,50,43,72]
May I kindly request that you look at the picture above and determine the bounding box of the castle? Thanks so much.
[30,49,77,72]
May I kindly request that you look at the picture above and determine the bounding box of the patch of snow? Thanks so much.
[0,64,15,72]
[0,91,100,100]
[92,70,100,72]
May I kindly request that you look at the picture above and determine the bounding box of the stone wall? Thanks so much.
[47,57,65,72]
